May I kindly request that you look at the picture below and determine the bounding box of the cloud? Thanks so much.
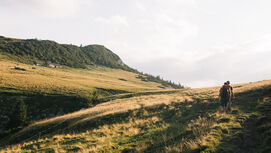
[107,6,198,60]
[128,34,271,88]
[96,15,129,26]
[0,0,88,17]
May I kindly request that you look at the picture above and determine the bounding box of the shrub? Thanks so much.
[90,90,99,104]
[6,98,27,129]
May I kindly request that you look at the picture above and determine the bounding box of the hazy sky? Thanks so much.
[1,0,271,88]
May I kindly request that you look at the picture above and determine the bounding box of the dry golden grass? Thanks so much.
[0,57,168,96]
[2,79,270,152]
[10,93,180,139]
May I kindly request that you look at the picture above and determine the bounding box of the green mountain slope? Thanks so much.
[0,36,132,71]
[81,45,127,69]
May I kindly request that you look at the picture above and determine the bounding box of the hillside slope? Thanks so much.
[1,80,270,153]
[0,36,132,70]
[0,36,184,89]
[0,55,178,132]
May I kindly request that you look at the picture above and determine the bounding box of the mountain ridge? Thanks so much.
[0,35,134,71]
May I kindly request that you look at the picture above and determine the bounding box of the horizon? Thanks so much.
[1,0,271,88]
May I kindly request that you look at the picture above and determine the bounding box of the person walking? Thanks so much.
[225,81,234,111]
[219,81,232,113]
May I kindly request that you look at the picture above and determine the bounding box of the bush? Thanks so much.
[6,99,27,129]
[91,90,99,104]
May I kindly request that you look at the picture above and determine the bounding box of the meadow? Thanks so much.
[0,54,166,96]
[0,54,174,134]
[1,79,270,153]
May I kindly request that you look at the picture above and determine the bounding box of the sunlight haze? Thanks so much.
[1,0,271,88]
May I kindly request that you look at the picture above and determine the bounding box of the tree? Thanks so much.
[6,99,27,129]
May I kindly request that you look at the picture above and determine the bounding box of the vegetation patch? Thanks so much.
[14,66,26,71]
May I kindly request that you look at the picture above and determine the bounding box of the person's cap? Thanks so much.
[226,81,230,84]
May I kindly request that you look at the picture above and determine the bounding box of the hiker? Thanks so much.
[219,81,233,113]
[225,81,233,111]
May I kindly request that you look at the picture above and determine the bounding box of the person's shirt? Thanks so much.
[220,84,230,92]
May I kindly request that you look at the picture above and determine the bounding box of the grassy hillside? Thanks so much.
[0,54,177,133]
[0,55,166,95]
[0,36,132,70]
[0,36,184,89]
[1,80,270,153]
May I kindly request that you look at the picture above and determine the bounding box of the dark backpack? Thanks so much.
[221,86,230,99]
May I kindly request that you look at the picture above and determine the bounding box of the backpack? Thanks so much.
[221,85,230,99]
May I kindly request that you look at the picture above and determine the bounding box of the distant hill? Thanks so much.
[0,36,133,71]
[0,36,184,89]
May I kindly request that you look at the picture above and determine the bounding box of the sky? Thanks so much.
[1,0,271,88]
